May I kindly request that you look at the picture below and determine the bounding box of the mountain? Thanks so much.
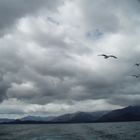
[97,105,140,122]
[1,106,140,124]
[0,111,108,124]
[21,116,54,122]
[0,118,14,123]
[51,111,107,123]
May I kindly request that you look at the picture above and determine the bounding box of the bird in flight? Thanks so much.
[98,54,117,59]
[131,74,140,78]
[135,63,140,66]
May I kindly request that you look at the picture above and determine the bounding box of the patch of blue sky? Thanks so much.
[86,29,103,40]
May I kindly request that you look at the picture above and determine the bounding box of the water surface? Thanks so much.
[0,122,140,140]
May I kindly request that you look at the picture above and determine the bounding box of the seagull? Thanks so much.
[135,63,140,66]
[98,54,117,59]
[131,75,140,78]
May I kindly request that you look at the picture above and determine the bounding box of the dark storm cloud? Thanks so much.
[0,0,64,35]
[0,75,10,102]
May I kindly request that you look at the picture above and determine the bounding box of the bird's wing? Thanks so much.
[109,55,117,58]
[98,54,107,57]
[135,63,140,65]
[132,75,139,78]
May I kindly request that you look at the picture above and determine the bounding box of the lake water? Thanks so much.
[0,122,140,140]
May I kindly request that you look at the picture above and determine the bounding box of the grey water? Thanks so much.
[0,122,140,140]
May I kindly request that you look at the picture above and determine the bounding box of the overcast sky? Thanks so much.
[0,0,140,118]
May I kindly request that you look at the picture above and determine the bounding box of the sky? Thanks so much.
[0,0,140,118]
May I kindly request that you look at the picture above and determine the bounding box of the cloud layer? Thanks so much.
[0,0,140,117]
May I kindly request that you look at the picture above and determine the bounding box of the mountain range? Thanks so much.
[0,105,140,124]
[97,105,140,122]
[51,111,107,123]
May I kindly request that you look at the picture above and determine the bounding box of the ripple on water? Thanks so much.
[0,122,140,140]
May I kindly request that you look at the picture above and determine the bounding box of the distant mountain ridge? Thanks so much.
[0,118,14,123]
[1,105,140,124]
[97,105,140,122]
[21,115,55,121]
[51,111,106,123]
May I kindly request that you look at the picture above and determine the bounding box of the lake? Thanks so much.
[0,122,140,140]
